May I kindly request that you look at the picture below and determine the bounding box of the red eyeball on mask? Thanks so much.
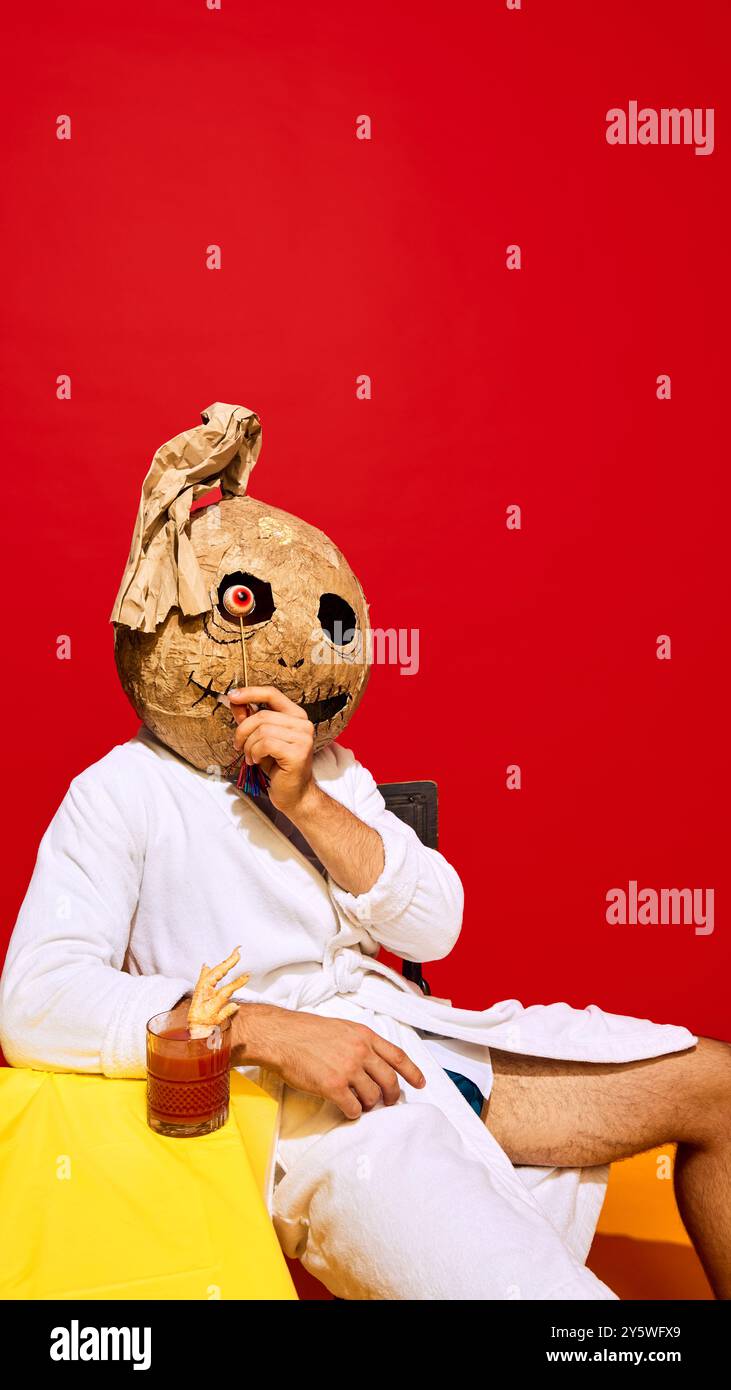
[222,584,256,618]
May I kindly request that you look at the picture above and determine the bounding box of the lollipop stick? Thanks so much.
[233,612,269,796]
[239,615,249,689]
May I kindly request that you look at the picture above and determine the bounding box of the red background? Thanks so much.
[1,1,728,1040]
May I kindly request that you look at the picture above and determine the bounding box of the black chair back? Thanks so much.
[376,781,437,995]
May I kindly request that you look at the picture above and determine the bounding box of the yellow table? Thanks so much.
[0,1068,296,1300]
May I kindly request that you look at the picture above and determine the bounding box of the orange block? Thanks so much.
[587,1148,713,1300]
[598,1146,688,1244]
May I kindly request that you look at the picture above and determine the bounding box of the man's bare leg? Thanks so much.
[483,1037,731,1299]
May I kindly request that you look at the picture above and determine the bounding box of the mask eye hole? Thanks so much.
[217,572,275,625]
[318,593,357,647]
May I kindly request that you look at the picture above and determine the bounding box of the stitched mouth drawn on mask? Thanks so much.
[187,672,350,727]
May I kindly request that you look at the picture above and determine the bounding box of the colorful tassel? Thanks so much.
[240,761,270,797]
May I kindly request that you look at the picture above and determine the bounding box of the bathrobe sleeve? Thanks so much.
[0,756,193,1078]
[323,749,464,962]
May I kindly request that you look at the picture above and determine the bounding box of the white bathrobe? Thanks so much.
[0,729,696,1300]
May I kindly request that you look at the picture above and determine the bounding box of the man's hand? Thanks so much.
[229,684,385,894]
[232,1002,425,1119]
[230,686,315,818]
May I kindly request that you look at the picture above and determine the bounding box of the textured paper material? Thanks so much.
[111,402,263,633]
[112,404,370,772]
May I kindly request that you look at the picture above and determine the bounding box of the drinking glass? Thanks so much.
[146,1010,232,1138]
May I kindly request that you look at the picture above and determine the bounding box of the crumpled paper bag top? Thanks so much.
[110,403,262,633]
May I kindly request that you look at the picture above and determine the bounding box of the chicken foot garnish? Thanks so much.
[188,946,249,1039]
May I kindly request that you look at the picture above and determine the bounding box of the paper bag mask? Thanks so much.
[111,403,371,773]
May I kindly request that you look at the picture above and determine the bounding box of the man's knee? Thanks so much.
[686,1037,731,1145]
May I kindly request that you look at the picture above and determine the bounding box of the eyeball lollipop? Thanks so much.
[219,581,270,799]
[222,583,256,619]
